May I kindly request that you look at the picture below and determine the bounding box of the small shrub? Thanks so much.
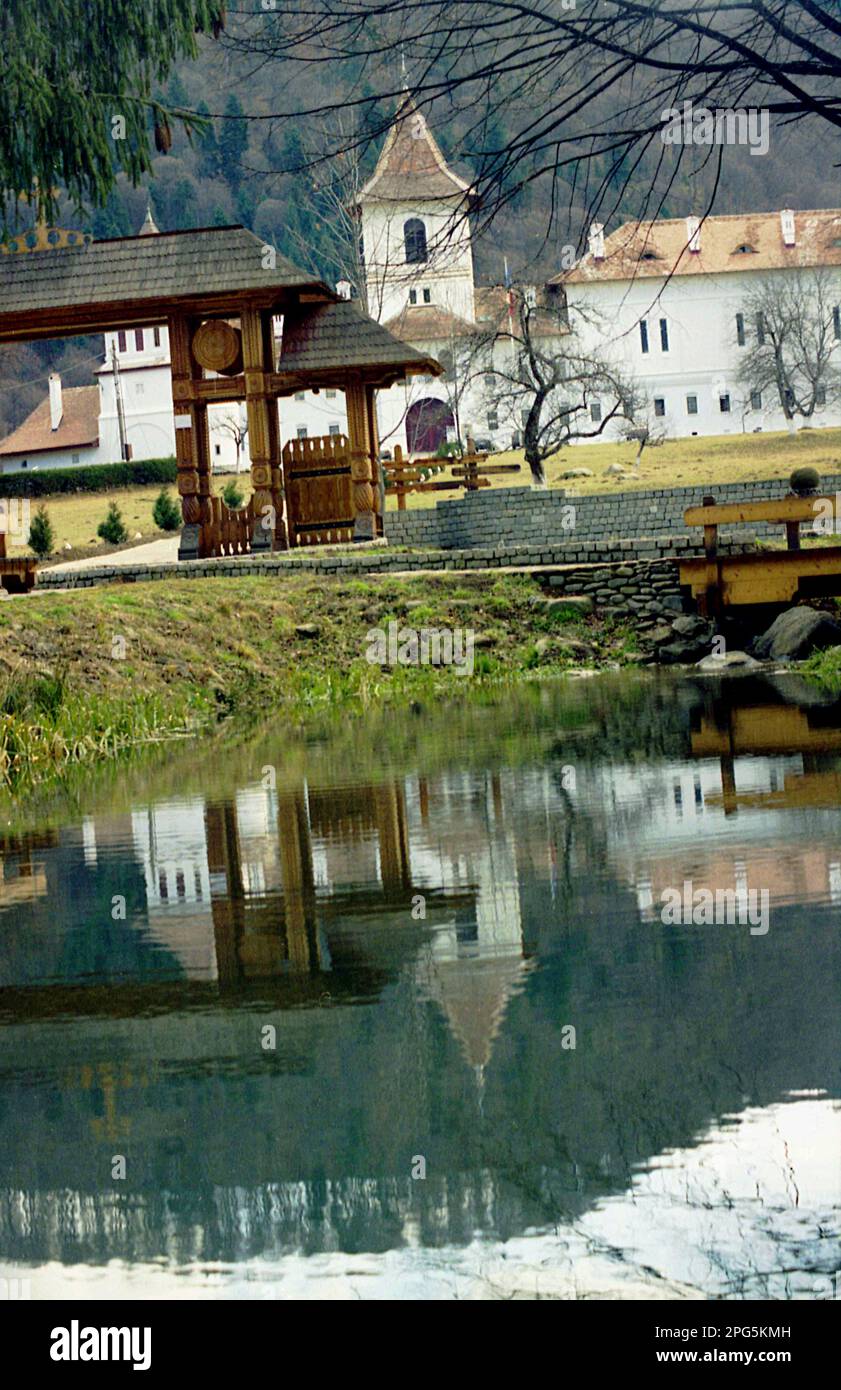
[27,505,55,558]
[97,501,129,545]
[222,479,245,509]
[152,488,181,532]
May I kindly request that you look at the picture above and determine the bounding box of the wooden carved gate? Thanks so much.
[282,434,357,547]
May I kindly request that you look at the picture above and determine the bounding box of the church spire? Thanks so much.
[138,202,160,236]
[359,93,472,204]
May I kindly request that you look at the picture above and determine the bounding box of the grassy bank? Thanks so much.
[0,572,641,790]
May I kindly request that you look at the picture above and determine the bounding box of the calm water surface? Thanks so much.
[0,671,839,1299]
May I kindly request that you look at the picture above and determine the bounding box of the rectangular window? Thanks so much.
[72,453,79,464]
[134,328,144,351]
[750,389,762,410]
[719,393,731,413]
[294,392,305,401]
[816,384,827,407]
[521,407,530,426]
[639,320,649,354]
[296,426,308,439]
[422,287,431,304]
[654,397,665,417]
[487,411,498,430]
[686,395,698,415]
[590,401,602,422]
[756,313,765,346]
[214,444,221,456]
[117,330,126,353]
[484,374,495,389]
[833,306,841,340]
[736,313,745,346]
[153,326,161,347]
[659,318,669,351]
[326,389,337,398]
[328,422,340,436]
[409,289,417,305]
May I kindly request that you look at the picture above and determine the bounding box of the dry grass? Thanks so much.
[384,426,841,509]
[7,476,237,557]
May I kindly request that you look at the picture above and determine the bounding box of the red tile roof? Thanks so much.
[0,385,99,457]
[560,209,841,283]
[360,94,471,203]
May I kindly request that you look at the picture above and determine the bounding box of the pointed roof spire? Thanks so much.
[138,202,160,236]
[359,93,472,204]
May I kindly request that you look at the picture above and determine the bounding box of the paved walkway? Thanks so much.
[46,536,181,574]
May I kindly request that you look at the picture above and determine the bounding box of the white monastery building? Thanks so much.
[1,98,839,474]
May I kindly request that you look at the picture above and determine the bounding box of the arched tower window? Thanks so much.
[404,218,428,265]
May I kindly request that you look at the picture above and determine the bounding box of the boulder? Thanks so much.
[656,641,707,665]
[672,614,712,640]
[606,463,627,476]
[695,650,761,672]
[546,594,594,617]
[752,606,841,661]
[295,623,320,638]
[560,468,594,479]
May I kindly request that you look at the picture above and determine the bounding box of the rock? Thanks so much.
[657,640,708,665]
[546,595,594,616]
[560,467,593,479]
[134,531,142,539]
[473,632,496,648]
[606,463,627,476]
[660,595,683,612]
[648,624,674,647]
[534,638,553,657]
[672,614,712,639]
[752,606,841,661]
[295,623,320,638]
[557,638,595,657]
[695,650,761,672]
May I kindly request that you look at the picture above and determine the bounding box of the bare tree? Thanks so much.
[214,410,249,471]
[223,2,841,249]
[481,290,639,484]
[735,270,841,432]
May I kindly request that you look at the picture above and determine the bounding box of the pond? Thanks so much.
[0,670,838,1300]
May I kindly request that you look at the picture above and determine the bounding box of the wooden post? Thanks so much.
[785,519,801,551]
[170,313,203,560]
[346,377,376,541]
[463,435,480,492]
[204,801,244,988]
[393,444,407,510]
[365,382,384,535]
[702,494,720,621]
[373,783,411,901]
[241,306,285,552]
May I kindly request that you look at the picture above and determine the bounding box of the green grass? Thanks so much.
[0,571,644,791]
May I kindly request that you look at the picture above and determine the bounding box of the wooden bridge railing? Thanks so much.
[682,492,841,614]
[384,438,521,510]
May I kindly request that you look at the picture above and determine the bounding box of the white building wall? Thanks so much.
[569,265,841,442]
[360,198,475,325]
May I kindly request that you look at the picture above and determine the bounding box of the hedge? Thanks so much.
[0,457,177,498]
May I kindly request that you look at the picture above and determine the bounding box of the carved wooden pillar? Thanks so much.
[170,313,203,560]
[364,382,384,535]
[346,377,376,541]
[241,306,286,551]
[205,801,245,988]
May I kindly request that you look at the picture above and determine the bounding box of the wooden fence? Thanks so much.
[384,439,521,510]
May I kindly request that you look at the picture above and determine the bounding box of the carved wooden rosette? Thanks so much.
[345,378,376,540]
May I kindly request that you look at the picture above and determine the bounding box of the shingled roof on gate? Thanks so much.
[278,299,441,377]
[0,225,329,337]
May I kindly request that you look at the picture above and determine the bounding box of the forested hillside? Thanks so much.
[1,20,839,440]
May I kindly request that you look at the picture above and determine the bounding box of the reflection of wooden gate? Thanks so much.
[282,434,355,547]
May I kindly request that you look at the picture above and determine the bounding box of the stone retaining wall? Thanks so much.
[385,473,841,551]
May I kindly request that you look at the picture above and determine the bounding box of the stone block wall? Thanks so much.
[385,474,841,551]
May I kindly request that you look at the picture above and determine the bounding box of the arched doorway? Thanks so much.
[406,398,454,455]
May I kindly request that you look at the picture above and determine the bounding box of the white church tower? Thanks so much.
[357,94,476,325]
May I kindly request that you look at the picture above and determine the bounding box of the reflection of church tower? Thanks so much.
[357,93,475,325]
[417,837,533,1089]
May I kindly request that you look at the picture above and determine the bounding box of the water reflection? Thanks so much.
[0,672,838,1298]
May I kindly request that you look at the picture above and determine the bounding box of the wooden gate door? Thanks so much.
[282,434,356,547]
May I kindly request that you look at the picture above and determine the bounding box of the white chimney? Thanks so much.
[780,209,796,246]
[588,221,605,261]
[336,279,352,301]
[686,215,701,253]
[48,373,63,432]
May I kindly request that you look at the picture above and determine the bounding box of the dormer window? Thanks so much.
[639,250,660,262]
[732,243,756,255]
[404,218,428,264]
